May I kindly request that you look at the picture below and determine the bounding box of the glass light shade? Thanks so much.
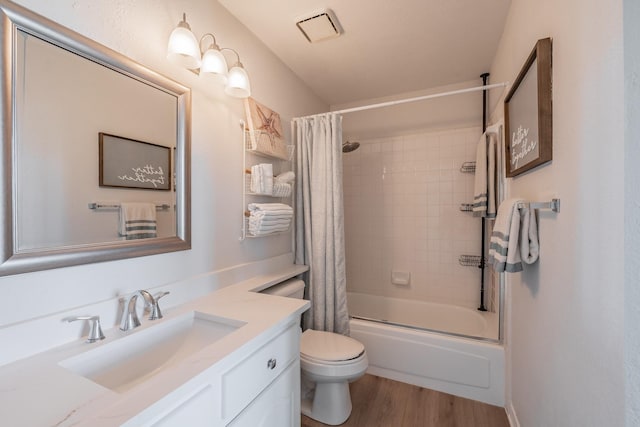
[167,25,201,69]
[225,65,251,98]
[200,48,228,83]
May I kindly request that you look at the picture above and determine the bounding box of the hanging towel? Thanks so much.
[519,204,540,264]
[488,199,540,272]
[119,202,157,240]
[473,132,497,218]
[487,133,497,218]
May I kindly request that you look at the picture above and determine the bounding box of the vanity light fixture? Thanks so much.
[167,13,251,98]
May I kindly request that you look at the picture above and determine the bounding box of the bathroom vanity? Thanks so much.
[0,266,309,426]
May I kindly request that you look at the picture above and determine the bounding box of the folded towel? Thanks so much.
[488,199,540,272]
[275,171,295,183]
[473,132,497,218]
[248,203,293,212]
[250,164,274,195]
[249,217,292,225]
[119,202,157,240]
[247,202,292,236]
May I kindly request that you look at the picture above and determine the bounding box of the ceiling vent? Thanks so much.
[296,9,342,43]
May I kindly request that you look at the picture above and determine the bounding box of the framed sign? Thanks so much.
[99,133,171,190]
[504,37,552,177]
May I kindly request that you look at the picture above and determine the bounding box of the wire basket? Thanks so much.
[459,161,476,173]
[458,255,486,267]
[245,172,292,197]
[245,130,294,160]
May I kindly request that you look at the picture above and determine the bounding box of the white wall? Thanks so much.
[624,0,640,425]
[0,0,325,354]
[488,0,625,425]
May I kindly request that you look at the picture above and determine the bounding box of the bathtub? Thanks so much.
[347,292,505,406]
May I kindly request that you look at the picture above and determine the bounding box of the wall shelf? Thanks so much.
[240,121,294,241]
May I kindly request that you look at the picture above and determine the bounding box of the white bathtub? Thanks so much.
[347,292,505,406]
[347,292,499,340]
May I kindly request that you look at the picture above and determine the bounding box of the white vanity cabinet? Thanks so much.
[227,360,299,427]
[221,321,300,425]
[127,319,301,427]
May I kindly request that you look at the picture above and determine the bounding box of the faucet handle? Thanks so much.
[66,315,105,343]
[120,293,142,331]
[149,291,170,320]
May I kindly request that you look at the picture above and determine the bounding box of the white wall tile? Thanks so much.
[343,126,484,310]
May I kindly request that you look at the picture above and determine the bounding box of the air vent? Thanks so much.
[296,9,342,43]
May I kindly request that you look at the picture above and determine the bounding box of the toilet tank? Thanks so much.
[261,279,305,299]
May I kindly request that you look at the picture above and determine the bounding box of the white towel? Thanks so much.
[488,199,540,272]
[248,203,293,212]
[247,202,293,236]
[119,202,157,240]
[473,132,497,218]
[275,171,295,183]
[250,164,274,195]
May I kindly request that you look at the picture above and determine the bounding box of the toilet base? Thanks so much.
[301,380,352,425]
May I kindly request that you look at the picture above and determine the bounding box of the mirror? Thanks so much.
[0,1,191,275]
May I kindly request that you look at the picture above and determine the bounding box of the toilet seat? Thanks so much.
[301,329,365,362]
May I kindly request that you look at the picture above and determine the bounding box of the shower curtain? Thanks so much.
[293,113,350,335]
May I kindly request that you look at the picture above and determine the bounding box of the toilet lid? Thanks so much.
[301,329,365,362]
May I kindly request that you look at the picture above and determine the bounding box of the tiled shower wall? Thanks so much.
[343,126,489,310]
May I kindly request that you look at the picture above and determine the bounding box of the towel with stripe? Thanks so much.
[488,198,539,272]
[119,202,157,240]
[473,132,498,218]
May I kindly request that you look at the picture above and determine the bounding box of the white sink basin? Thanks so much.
[60,311,245,393]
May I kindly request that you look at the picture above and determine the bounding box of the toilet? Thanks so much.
[262,279,368,425]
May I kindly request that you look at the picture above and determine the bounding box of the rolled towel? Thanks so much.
[275,171,295,183]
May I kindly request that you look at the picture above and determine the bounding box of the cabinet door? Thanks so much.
[148,384,220,427]
[227,360,300,427]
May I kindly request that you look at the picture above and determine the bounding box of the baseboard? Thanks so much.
[506,401,520,427]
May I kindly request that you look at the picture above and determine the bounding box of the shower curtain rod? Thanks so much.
[294,82,508,119]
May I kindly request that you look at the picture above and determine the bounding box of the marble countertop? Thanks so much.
[0,265,309,426]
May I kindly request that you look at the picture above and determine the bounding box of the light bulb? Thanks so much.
[167,14,201,69]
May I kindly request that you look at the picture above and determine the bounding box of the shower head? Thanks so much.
[342,140,360,153]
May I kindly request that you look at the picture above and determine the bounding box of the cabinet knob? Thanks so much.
[267,358,277,370]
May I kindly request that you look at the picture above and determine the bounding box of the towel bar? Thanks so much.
[517,198,560,213]
[88,202,171,210]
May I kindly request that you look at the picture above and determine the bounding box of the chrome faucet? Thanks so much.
[119,290,170,331]
[150,291,170,320]
[66,315,105,343]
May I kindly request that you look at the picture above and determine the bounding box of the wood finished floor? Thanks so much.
[301,374,509,427]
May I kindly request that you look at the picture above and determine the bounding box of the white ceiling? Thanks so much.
[218,0,511,107]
